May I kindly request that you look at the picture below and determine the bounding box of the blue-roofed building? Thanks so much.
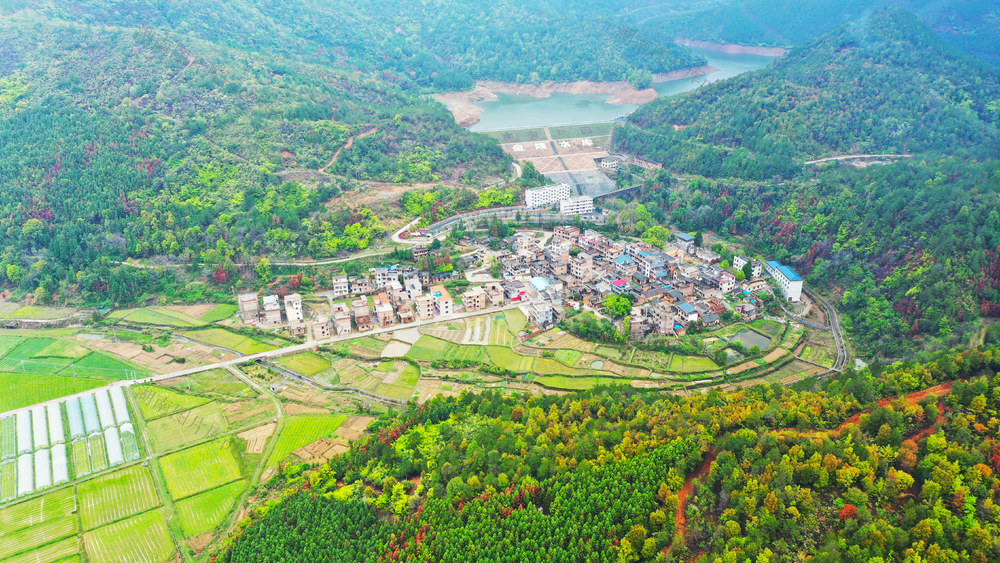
[675,232,694,243]
[765,261,803,302]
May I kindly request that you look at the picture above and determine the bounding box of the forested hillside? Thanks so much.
[617,10,1000,358]
[8,0,703,89]
[222,344,1000,561]
[621,9,1000,173]
[0,10,511,306]
[617,0,1000,66]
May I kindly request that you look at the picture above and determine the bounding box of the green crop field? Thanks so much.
[1,462,14,500]
[181,369,257,399]
[407,336,454,361]
[111,307,203,327]
[0,489,78,560]
[83,509,174,563]
[32,340,91,360]
[0,335,25,356]
[78,466,161,530]
[554,349,582,366]
[160,438,243,500]
[132,385,210,420]
[59,352,143,379]
[5,338,55,359]
[396,364,420,387]
[532,357,601,376]
[186,328,276,355]
[147,402,228,454]
[0,374,104,412]
[199,304,238,323]
[486,346,535,373]
[534,376,629,390]
[3,537,80,563]
[88,435,109,473]
[481,127,548,143]
[667,355,719,373]
[0,306,76,320]
[175,480,247,537]
[276,352,331,376]
[1,417,15,459]
[444,344,488,363]
[71,440,91,477]
[268,415,347,466]
[504,309,528,333]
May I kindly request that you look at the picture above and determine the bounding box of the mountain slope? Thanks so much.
[0,12,508,304]
[618,9,1000,179]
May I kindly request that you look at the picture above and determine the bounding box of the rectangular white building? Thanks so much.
[765,261,804,302]
[559,196,595,215]
[525,183,571,208]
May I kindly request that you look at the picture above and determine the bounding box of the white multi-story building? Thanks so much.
[559,196,595,215]
[525,183,571,208]
[331,276,350,297]
[765,261,803,302]
[283,293,304,322]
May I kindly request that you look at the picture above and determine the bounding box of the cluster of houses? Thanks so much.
[487,225,803,338]
[236,223,803,343]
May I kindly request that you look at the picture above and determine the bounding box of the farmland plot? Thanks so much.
[84,509,174,563]
[78,466,161,529]
[160,438,243,500]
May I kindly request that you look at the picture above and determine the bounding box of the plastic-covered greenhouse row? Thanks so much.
[34,449,51,490]
[95,389,115,430]
[104,427,124,467]
[31,406,48,451]
[16,411,31,455]
[17,453,33,496]
[65,397,85,439]
[80,394,100,435]
[109,387,130,426]
[47,403,64,445]
[51,443,69,485]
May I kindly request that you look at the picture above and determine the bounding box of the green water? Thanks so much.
[468,47,778,132]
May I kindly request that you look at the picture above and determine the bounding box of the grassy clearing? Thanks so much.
[78,466,161,530]
[0,374,104,412]
[147,403,227,454]
[548,122,615,138]
[504,309,528,334]
[268,415,347,466]
[276,352,331,376]
[160,438,243,500]
[132,385,211,420]
[534,376,629,390]
[83,509,174,563]
[482,127,548,144]
[749,318,786,336]
[594,345,625,360]
[175,480,247,538]
[0,489,78,560]
[182,369,256,399]
[374,384,416,401]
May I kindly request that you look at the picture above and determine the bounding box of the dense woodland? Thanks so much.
[223,342,1000,561]
[616,11,1000,358]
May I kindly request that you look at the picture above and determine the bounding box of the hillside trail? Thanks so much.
[321,126,379,173]
[670,380,956,556]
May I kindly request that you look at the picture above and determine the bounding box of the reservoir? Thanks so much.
[469,47,778,132]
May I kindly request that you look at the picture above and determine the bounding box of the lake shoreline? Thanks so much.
[675,38,790,57]
[434,69,717,127]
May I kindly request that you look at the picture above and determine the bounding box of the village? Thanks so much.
[235,221,804,346]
